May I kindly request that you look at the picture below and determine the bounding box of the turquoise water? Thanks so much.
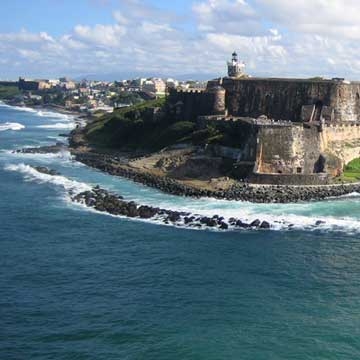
[1,103,360,359]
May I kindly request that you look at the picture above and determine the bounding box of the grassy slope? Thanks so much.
[0,85,20,100]
[342,158,360,181]
[83,98,256,152]
[84,98,199,151]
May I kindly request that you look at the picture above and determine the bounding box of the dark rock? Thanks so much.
[33,166,60,176]
[127,202,138,217]
[260,221,271,229]
[184,217,192,224]
[250,219,261,227]
[219,222,229,230]
[15,143,66,154]
[167,212,181,223]
[138,206,156,219]
[235,220,247,228]
[70,183,276,232]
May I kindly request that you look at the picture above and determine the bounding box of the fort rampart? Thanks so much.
[167,77,360,183]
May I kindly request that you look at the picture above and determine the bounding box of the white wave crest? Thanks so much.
[0,102,37,113]
[37,110,75,122]
[4,160,360,233]
[7,149,74,161]
[0,102,75,122]
[37,123,76,130]
[66,192,360,233]
[4,163,91,194]
[130,193,360,233]
[0,122,25,131]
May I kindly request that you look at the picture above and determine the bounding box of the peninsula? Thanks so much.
[67,53,360,202]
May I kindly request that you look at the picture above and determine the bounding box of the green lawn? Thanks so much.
[0,85,20,100]
[340,158,360,182]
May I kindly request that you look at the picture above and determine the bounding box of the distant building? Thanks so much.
[131,78,147,88]
[142,78,166,95]
[166,78,179,89]
[18,77,51,91]
[60,80,76,90]
[48,79,60,87]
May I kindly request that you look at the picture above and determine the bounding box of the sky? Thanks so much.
[2,0,360,80]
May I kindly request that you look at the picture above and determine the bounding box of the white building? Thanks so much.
[142,78,166,94]
[166,78,179,89]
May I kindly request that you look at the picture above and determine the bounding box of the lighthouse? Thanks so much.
[227,51,246,78]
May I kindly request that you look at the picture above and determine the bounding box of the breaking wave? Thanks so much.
[37,110,75,122]
[0,102,37,113]
[37,123,76,130]
[131,195,360,233]
[4,162,360,233]
[6,149,74,161]
[0,122,25,131]
[4,163,91,194]
[0,102,75,122]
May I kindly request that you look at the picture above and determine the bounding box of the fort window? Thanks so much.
[296,167,302,174]
[357,93,360,100]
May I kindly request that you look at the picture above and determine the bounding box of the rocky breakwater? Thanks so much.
[71,185,271,231]
[32,166,60,176]
[72,152,360,203]
[14,142,67,154]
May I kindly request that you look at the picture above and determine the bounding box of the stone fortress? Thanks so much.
[167,52,360,184]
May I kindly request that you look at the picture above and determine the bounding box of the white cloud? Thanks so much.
[3,0,360,79]
[113,10,129,25]
[0,30,54,43]
[73,24,126,47]
[255,0,360,39]
[193,0,264,36]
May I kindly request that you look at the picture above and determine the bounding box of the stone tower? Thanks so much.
[227,51,246,78]
[208,85,226,115]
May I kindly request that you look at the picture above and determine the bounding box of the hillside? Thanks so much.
[81,99,254,152]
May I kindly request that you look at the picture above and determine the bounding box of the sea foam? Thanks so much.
[4,162,360,233]
[0,102,37,113]
[37,123,76,130]
[4,163,91,194]
[0,122,25,131]
[7,149,74,161]
[37,110,75,122]
[0,102,75,122]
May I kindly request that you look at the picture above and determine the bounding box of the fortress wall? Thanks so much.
[256,125,322,175]
[302,126,323,173]
[331,83,360,121]
[256,126,302,174]
[167,90,216,121]
[222,78,339,121]
[169,79,360,123]
[321,123,360,166]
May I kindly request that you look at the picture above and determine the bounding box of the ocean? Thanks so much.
[1,102,360,359]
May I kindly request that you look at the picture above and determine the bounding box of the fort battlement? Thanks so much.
[170,76,360,123]
[175,89,205,94]
[165,53,360,183]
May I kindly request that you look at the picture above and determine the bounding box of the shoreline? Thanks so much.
[5,99,359,205]
[0,99,93,124]
[70,148,360,203]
